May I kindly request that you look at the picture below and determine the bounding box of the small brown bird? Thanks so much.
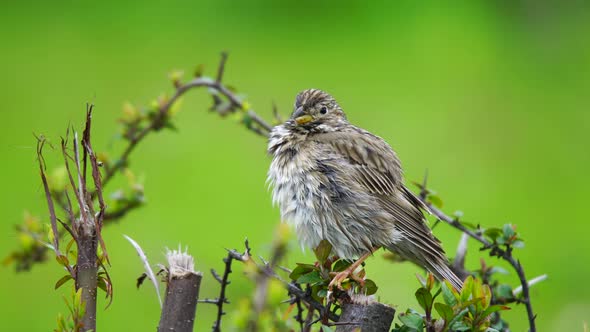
[267,89,463,290]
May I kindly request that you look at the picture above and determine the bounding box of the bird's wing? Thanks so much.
[311,129,447,258]
[310,129,402,196]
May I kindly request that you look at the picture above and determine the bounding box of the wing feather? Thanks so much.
[311,129,446,259]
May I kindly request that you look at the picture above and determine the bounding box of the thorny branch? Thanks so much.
[210,246,248,332]
[416,176,537,332]
[240,241,340,322]
[11,52,275,271]
[200,240,339,332]
[199,240,253,332]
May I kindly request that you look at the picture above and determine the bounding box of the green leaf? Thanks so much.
[194,64,204,78]
[56,254,70,267]
[398,312,424,330]
[494,284,514,301]
[450,320,471,331]
[333,259,352,272]
[482,284,492,309]
[314,240,333,264]
[484,228,503,241]
[296,270,323,285]
[446,308,469,330]
[310,284,322,302]
[459,298,485,310]
[55,275,73,289]
[56,312,66,330]
[460,275,474,302]
[441,281,458,306]
[427,194,444,208]
[482,304,510,318]
[461,221,477,230]
[502,224,515,238]
[434,302,454,321]
[415,287,434,313]
[472,277,484,310]
[65,238,76,256]
[289,264,315,281]
[74,288,83,307]
[321,325,335,332]
[364,279,378,295]
[163,121,178,132]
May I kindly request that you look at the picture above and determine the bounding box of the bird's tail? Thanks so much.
[427,259,464,291]
[387,244,464,291]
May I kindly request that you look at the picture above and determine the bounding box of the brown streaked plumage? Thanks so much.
[267,89,463,290]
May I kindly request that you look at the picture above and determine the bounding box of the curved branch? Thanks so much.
[422,200,537,332]
[101,53,272,189]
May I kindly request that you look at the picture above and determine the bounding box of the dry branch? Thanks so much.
[158,249,202,332]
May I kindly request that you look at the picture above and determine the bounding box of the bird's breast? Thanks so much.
[268,131,329,249]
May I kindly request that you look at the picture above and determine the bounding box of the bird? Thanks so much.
[267,88,463,291]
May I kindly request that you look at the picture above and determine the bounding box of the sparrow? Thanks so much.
[267,89,463,290]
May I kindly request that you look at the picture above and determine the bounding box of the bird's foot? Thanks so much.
[328,267,364,291]
[328,270,348,291]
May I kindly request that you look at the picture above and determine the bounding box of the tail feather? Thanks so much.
[386,244,464,291]
[429,260,463,291]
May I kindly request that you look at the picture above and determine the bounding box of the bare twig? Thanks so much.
[207,244,250,332]
[36,137,61,258]
[81,106,109,265]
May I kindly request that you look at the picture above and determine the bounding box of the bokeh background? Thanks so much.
[1,1,589,331]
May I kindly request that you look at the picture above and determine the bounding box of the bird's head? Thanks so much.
[288,89,347,130]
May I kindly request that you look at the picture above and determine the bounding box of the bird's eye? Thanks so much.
[319,106,328,115]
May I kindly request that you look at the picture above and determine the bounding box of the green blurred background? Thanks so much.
[1,1,589,331]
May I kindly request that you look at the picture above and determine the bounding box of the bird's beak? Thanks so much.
[293,107,313,125]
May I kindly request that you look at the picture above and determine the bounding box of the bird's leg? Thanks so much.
[328,249,375,291]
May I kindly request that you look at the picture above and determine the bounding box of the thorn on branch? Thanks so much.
[211,241,250,332]
[210,269,224,284]
[272,101,283,124]
[419,169,429,200]
[216,51,228,83]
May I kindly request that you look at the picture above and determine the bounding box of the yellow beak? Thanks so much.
[295,115,313,125]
